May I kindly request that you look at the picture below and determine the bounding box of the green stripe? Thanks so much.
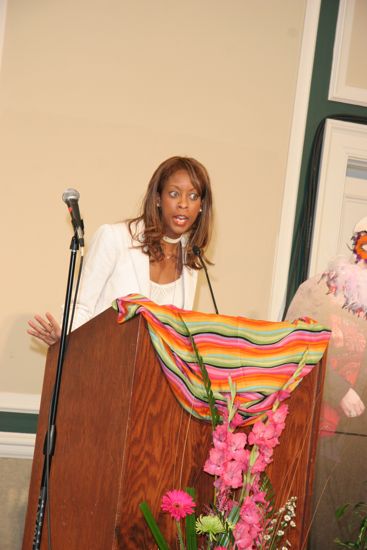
[0,412,38,434]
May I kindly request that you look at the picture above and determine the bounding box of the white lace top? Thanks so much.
[150,276,184,308]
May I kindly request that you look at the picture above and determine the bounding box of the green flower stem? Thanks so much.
[139,502,170,550]
[270,351,308,415]
[282,350,308,391]
[216,505,240,545]
[216,447,259,545]
[185,487,197,550]
[176,521,185,550]
[189,335,220,430]
[249,444,259,467]
[227,376,237,424]
[238,445,258,501]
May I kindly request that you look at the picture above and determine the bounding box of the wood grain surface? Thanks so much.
[22,308,325,549]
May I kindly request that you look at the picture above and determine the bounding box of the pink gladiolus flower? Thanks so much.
[230,411,244,429]
[259,445,274,465]
[248,421,279,449]
[161,490,195,521]
[253,490,267,504]
[204,447,227,476]
[233,520,254,549]
[213,424,228,449]
[222,459,243,489]
[240,496,262,525]
[276,389,291,402]
[227,431,247,460]
[268,403,289,435]
[251,453,268,474]
[214,476,225,491]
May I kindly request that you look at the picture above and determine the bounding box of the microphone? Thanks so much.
[193,246,219,314]
[62,188,85,246]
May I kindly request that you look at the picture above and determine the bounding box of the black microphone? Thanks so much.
[193,246,219,314]
[62,188,85,246]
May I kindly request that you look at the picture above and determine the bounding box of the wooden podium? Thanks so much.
[23,307,325,549]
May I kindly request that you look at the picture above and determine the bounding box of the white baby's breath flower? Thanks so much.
[290,520,296,528]
[263,534,271,541]
[284,514,291,522]
[277,529,285,536]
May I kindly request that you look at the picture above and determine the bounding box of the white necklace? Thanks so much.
[163,235,182,244]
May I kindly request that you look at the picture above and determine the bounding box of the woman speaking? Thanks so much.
[28,156,214,345]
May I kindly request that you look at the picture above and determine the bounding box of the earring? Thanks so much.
[199,207,202,212]
[157,203,160,208]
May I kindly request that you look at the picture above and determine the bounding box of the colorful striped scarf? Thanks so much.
[114,294,330,426]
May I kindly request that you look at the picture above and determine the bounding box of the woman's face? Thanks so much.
[158,169,202,239]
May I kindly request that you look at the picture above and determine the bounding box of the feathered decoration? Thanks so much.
[322,256,367,318]
[352,231,367,263]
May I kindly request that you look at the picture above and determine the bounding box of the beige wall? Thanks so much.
[0,0,307,395]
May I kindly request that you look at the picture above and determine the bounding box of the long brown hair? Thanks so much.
[128,156,213,269]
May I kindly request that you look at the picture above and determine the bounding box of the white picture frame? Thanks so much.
[329,0,367,107]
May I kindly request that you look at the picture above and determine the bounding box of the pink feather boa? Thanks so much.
[322,256,367,318]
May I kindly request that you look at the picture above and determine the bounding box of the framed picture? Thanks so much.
[329,0,367,107]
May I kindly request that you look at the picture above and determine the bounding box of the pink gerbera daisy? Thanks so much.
[161,490,196,521]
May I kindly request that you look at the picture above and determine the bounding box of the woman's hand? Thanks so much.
[340,388,365,418]
[27,312,61,346]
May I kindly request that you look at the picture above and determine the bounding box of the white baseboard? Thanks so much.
[0,392,40,414]
[0,432,35,459]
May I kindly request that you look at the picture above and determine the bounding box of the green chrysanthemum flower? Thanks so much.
[195,514,225,541]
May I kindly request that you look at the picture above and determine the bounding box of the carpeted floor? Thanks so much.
[0,458,32,550]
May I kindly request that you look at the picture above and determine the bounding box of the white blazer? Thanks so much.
[73,222,198,329]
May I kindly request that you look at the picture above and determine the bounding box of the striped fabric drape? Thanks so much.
[114,295,330,426]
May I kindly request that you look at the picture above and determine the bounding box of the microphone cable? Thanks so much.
[193,246,219,314]
[68,248,84,335]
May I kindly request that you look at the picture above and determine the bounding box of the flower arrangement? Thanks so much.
[140,346,305,549]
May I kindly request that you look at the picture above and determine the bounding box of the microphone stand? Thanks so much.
[32,233,80,550]
[193,246,219,314]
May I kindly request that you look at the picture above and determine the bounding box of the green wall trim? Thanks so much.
[0,412,38,434]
